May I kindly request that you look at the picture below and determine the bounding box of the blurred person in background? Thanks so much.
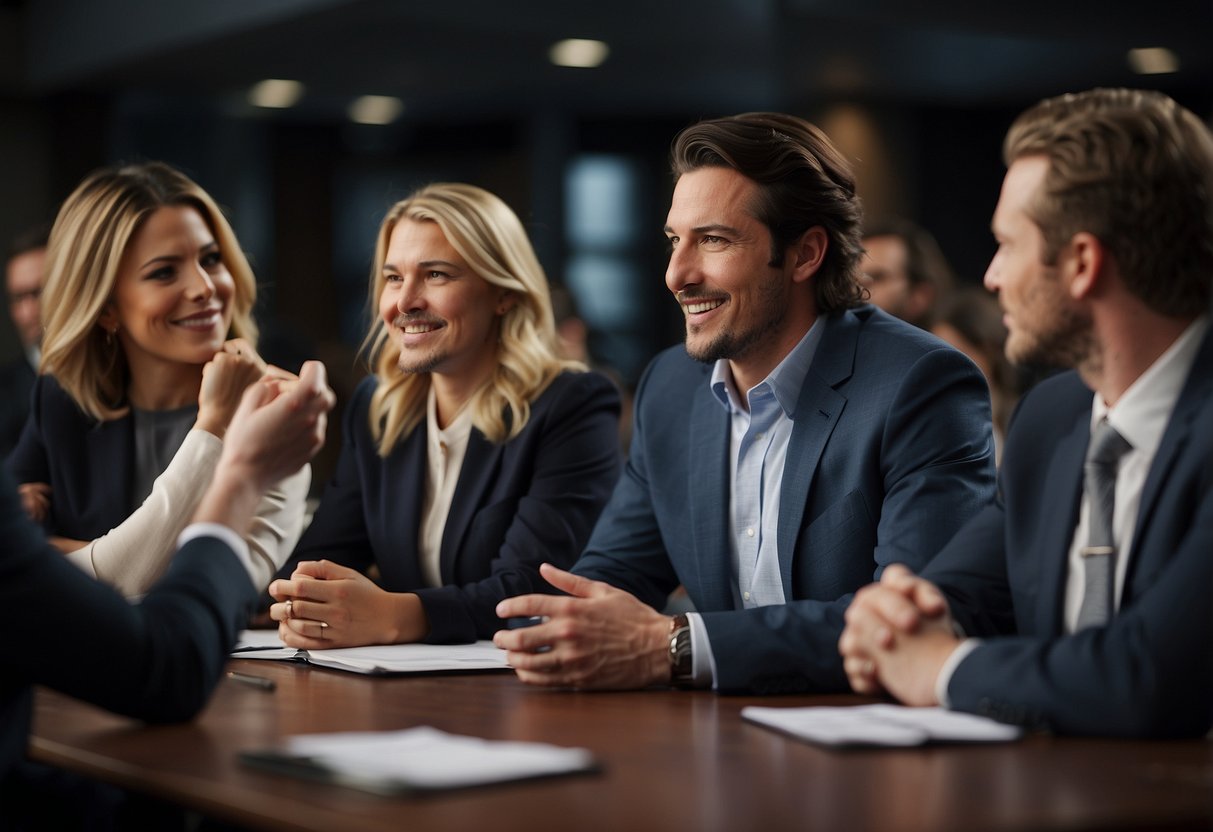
[0,224,49,459]
[860,217,955,330]
[932,286,1021,462]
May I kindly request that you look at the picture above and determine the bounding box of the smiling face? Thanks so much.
[103,204,234,381]
[379,218,505,390]
[984,155,1091,369]
[664,166,812,391]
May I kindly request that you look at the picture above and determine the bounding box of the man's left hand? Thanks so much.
[494,563,672,690]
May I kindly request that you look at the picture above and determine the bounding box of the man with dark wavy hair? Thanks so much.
[840,88,1213,737]
[497,112,995,693]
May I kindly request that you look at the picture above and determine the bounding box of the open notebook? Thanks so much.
[231,630,509,675]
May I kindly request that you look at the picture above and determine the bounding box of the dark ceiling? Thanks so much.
[9,0,1213,120]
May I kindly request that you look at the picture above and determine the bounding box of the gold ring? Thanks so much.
[284,599,293,620]
[318,621,328,639]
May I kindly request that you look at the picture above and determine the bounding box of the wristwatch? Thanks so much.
[668,613,693,686]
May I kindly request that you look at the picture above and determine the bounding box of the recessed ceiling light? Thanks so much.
[349,95,405,125]
[248,79,305,109]
[1128,47,1179,75]
[550,38,609,69]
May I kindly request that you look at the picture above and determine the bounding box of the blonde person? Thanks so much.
[6,162,310,596]
[268,183,621,647]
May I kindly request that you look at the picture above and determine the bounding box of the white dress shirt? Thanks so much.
[419,387,474,588]
[685,319,825,687]
[936,316,1209,705]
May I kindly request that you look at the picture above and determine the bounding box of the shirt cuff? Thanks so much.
[177,522,258,586]
[685,612,718,689]
[935,638,981,708]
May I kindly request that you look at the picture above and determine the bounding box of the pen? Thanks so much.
[227,671,277,691]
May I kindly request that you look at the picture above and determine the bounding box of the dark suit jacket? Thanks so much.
[924,328,1213,737]
[6,374,145,539]
[0,357,34,462]
[279,370,622,643]
[573,305,997,694]
[0,468,257,785]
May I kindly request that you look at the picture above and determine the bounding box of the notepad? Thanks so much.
[742,704,1023,748]
[241,726,598,795]
[231,630,509,675]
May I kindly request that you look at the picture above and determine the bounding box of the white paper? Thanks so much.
[742,704,1023,748]
[282,726,596,790]
[231,630,509,673]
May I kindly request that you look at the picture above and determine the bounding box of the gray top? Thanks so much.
[130,404,198,510]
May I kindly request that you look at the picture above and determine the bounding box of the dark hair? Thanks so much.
[7,222,51,261]
[670,112,865,315]
[863,216,955,294]
[1005,88,1213,317]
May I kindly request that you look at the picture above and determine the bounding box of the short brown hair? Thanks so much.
[1004,88,1213,317]
[670,112,865,315]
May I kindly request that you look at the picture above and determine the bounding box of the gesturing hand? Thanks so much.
[197,339,290,439]
[493,563,672,690]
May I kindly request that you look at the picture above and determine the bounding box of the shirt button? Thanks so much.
[743,591,751,601]
[755,432,764,441]
[746,527,755,537]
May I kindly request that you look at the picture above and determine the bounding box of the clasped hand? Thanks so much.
[837,564,962,706]
[268,560,427,648]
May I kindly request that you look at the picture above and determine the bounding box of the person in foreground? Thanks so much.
[6,162,310,597]
[496,112,996,693]
[0,360,333,822]
[267,183,620,648]
[838,88,1213,738]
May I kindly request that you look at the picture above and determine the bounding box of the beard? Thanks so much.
[1005,272,1094,371]
[681,272,788,365]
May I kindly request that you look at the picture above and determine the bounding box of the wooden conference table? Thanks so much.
[31,659,1213,832]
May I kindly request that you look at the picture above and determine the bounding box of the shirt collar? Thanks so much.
[1093,315,1208,457]
[426,385,475,449]
[710,317,825,416]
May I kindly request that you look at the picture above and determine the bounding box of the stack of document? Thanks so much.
[742,704,1023,748]
[242,726,598,795]
[232,630,509,675]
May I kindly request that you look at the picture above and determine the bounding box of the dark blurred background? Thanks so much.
[2,0,1210,388]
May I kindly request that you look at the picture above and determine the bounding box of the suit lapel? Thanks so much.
[440,429,501,584]
[1126,329,1213,589]
[1036,413,1089,636]
[777,313,853,597]
[688,382,733,610]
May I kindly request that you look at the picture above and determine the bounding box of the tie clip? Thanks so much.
[1079,545,1115,558]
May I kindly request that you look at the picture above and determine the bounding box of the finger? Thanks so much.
[842,596,896,651]
[865,582,926,633]
[843,655,881,695]
[910,579,949,617]
[538,562,609,599]
[292,559,358,582]
[492,618,559,652]
[495,592,576,620]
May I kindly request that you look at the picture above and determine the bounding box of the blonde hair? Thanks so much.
[40,162,258,421]
[363,183,580,455]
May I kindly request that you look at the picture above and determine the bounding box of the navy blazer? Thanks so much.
[0,467,257,785]
[573,305,997,694]
[279,370,622,643]
[6,374,148,539]
[924,328,1213,737]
